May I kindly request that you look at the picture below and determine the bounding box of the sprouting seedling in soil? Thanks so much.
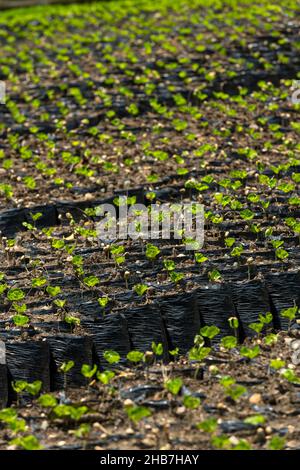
[239,345,261,360]
[31,276,47,288]
[183,395,201,409]
[169,271,184,285]
[71,255,84,276]
[65,315,80,333]
[25,380,42,397]
[196,417,218,434]
[0,408,18,427]
[248,321,264,337]
[163,259,176,272]
[53,299,67,321]
[83,275,100,288]
[220,376,247,402]
[230,244,244,261]
[30,211,43,226]
[280,369,300,385]
[240,209,255,222]
[7,288,25,302]
[72,423,91,449]
[10,435,42,451]
[127,350,144,364]
[0,183,13,200]
[51,239,65,250]
[210,435,231,450]
[208,269,222,283]
[275,247,289,261]
[46,286,61,297]
[145,243,160,261]
[59,360,75,391]
[228,316,239,339]
[12,314,29,328]
[12,302,27,314]
[194,252,208,264]
[280,306,298,331]
[38,394,58,408]
[269,358,285,371]
[22,212,43,235]
[244,414,266,426]
[81,364,98,386]
[169,347,179,360]
[110,244,126,267]
[98,296,110,316]
[259,312,273,327]
[193,333,205,348]
[53,404,89,421]
[268,435,286,450]
[125,405,151,424]
[220,335,237,350]
[146,191,156,202]
[103,350,120,365]
[151,342,164,365]
[164,377,183,396]
[188,345,211,379]
[133,283,149,297]
[2,238,17,264]
[12,380,27,406]
[219,375,235,388]
[200,325,220,344]
[97,370,115,386]
[264,333,278,346]
[6,415,27,435]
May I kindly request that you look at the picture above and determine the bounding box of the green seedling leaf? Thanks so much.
[60,361,75,374]
[145,243,160,260]
[38,394,58,408]
[221,336,237,349]
[65,316,80,327]
[126,405,151,423]
[103,350,120,364]
[163,259,175,271]
[12,380,27,394]
[10,435,42,450]
[280,306,298,321]
[197,417,218,433]
[127,350,144,363]
[249,322,264,334]
[12,314,29,327]
[165,378,183,396]
[32,277,47,288]
[97,370,115,385]
[188,346,211,361]
[151,342,163,357]
[81,364,98,379]
[46,286,61,297]
[270,358,285,370]
[183,395,201,409]
[26,380,42,396]
[240,345,261,359]
[244,414,266,426]
[195,253,208,264]
[133,284,149,296]
[268,435,286,450]
[7,288,25,302]
[83,276,100,287]
[264,333,278,346]
[200,325,220,340]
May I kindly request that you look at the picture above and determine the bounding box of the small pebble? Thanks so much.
[249,393,262,404]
